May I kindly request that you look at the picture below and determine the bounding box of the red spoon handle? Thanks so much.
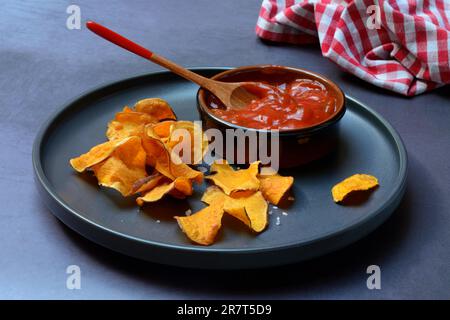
[86,21,153,60]
[85,21,218,93]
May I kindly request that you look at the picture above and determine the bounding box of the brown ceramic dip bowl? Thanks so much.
[197,65,345,168]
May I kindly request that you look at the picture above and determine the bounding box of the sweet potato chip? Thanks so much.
[172,177,194,196]
[202,186,268,232]
[106,98,176,141]
[106,107,157,141]
[70,138,127,172]
[136,177,193,206]
[134,98,176,121]
[131,172,165,194]
[166,121,208,165]
[332,174,379,203]
[142,125,203,183]
[136,180,174,205]
[175,199,225,245]
[206,161,260,196]
[106,121,143,141]
[91,136,147,196]
[258,174,294,205]
[151,120,176,140]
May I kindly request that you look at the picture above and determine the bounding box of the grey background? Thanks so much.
[1,0,449,299]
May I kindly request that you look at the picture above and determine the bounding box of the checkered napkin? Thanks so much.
[256,0,450,96]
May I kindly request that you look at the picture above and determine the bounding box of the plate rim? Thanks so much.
[32,68,408,256]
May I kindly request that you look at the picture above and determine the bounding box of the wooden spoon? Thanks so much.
[86,21,259,110]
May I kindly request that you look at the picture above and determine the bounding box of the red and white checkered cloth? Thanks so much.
[256,0,450,96]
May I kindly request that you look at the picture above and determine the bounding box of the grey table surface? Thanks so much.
[1,0,449,299]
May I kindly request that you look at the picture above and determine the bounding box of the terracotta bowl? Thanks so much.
[196,65,345,168]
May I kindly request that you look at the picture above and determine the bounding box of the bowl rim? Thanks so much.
[197,64,346,136]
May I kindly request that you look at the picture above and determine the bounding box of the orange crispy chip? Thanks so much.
[202,186,268,232]
[131,172,165,194]
[166,121,208,165]
[142,125,203,183]
[151,120,176,140]
[122,106,134,113]
[206,161,260,196]
[169,153,203,184]
[106,98,176,141]
[258,173,294,205]
[91,136,147,196]
[175,199,225,245]
[172,177,194,196]
[106,107,156,141]
[136,177,193,206]
[69,140,119,172]
[331,174,379,203]
[134,98,177,121]
[136,180,174,205]
[141,125,169,168]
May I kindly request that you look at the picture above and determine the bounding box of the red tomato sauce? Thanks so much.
[207,69,339,130]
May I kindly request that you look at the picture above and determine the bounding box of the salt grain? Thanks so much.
[273,206,278,209]
[156,220,161,224]
[276,217,281,226]
[269,211,272,215]
[282,211,288,216]
[185,209,192,216]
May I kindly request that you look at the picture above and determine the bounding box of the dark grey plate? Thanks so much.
[33,68,407,269]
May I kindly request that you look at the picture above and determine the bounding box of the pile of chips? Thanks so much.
[70,98,294,246]
[70,98,206,202]
[176,160,294,245]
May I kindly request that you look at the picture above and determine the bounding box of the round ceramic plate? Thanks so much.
[33,68,407,269]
